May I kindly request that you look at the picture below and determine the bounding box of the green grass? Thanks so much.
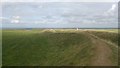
[2,29,118,66]
[0,30,2,67]
[3,30,94,66]
[88,31,118,45]
[87,30,119,65]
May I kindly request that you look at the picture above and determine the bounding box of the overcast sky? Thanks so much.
[0,2,118,28]
[1,0,120,2]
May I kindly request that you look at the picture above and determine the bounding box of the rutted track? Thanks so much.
[85,32,118,66]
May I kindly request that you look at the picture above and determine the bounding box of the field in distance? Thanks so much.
[2,29,119,66]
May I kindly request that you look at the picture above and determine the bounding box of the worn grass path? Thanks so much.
[85,32,118,66]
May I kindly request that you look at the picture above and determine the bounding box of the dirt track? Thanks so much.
[86,32,115,66]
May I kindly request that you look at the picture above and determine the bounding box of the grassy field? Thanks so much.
[0,30,2,67]
[86,29,119,65]
[87,30,118,45]
[2,29,119,66]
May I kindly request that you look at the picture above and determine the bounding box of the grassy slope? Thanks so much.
[2,29,118,66]
[88,31,118,65]
[3,30,94,66]
[0,30,2,66]
[88,31,118,45]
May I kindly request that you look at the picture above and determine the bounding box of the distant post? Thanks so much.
[77,28,79,30]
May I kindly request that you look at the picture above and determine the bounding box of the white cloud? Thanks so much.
[108,4,117,12]
[111,4,117,11]
[0,17,7,20]
[0,17,10,20]
[103,4,117,16]
[0,16,22,24]
[82,20,96,24]
[11,19,20,23]
[13,16,20,19]
[34,16,68,24]
[38,6,43,8]
[0,17,10,23]
[11,16,21,24]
